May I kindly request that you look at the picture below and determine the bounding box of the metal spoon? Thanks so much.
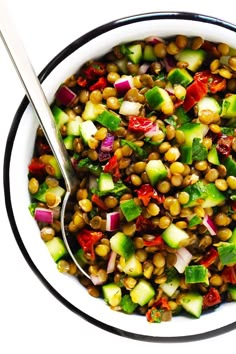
[0,1,90,279]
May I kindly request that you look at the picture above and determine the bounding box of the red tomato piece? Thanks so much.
[77,229,104,260]
[203,287,221,308]
[128,116,153,133]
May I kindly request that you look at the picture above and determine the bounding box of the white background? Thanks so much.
[0,0,235,353]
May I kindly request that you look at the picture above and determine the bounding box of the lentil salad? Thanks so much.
[28,34,236,323]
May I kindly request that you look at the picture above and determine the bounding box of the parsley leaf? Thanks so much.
[192,138,208,161]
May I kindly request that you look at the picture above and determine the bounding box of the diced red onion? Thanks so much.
[114,76,134,94]
[202,215,217,236]
[90,273,106,286]
[98,150,111,162]
[145,36,164,44]
[138,63,150,74]
[144,123,159,138]
[34,207,53,224]
[107,251,117,274]
[119,101,142,116]
[162,55,176,72]
[100,134,114,152]
[106,212,120,231]
[55,85,77,106]
[174,247,192,273]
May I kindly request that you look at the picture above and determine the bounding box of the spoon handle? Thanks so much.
[0,1,77,192]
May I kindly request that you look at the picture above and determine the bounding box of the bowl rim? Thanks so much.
[3,11,236,342]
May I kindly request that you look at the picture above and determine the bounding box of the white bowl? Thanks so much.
[4,11,236,342]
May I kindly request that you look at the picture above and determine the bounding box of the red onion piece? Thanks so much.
[34,208,53,224]
[162,55,176,72]
[98,151,111,162]
[202,215,217,235]
[145,36,164,44]
[144,123,159,138]
[107,251,117,274]
[90,273,106,286]
[138,63,150,74]
[106,212,120,231]
[114,76,134,94]
[55,85,77,106]
[174,247,192,273]
[100,134,114,152]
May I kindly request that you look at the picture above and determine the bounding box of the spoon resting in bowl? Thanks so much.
[0,0,90,279]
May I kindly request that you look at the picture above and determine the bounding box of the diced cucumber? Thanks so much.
[197,96,221,116]
[207,145,220,165]
[160,277,180,297]
[229,228,236,244]
[201,183,226,208]
[167,68,193,87]
[130,279,155,306]
[81,100,105,121]
[143,44,156,61]
[79,120,97,144]
[121,254,142,277]
[102,283,122,306]
[33,184,65,203]
[66,116,82,135]
[177,123,208,146]
[96,110,121,131]
[63,135,74,150]
[180,145,193,164]
[179,292,203,318]
[98,173,114,192]
[175,48,207,72]
[39,154,62,179]
[46,237,68,262]
[221,94,236,118]
[110,232,135,259]
[127,43,142,64]
[120,199,142,222]
[145,86,172,110]
[185,265,208,284]
[222,156,236,176]
[218,243,236,266]
[52,106,69,129]
[162,223,189,249]
[228,285,236,300]
[145,159,167,186]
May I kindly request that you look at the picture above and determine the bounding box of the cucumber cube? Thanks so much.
[167,68,193,87]
[130,279,155,306]
[80,120,97,144]
[52,106,69,129]
[162,223,189,249]
[46,237,68,262]
[110,232,135,259]
[102,283,122,306]
[185,265,208,284]
[179,292,203,318]
[98,173,114,192]
[145,159,167,186]
[121,254,142,277]
[120,199,142,222]
[145,86,172,110]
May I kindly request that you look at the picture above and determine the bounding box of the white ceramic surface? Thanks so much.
[4,12,236,341]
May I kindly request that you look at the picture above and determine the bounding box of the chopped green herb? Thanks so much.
[192,138,208,161]
[221,127,235,136]
[164,116,177,128]
[188,215,202,227]
[121,139,148,158]
[120,294,138,314]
